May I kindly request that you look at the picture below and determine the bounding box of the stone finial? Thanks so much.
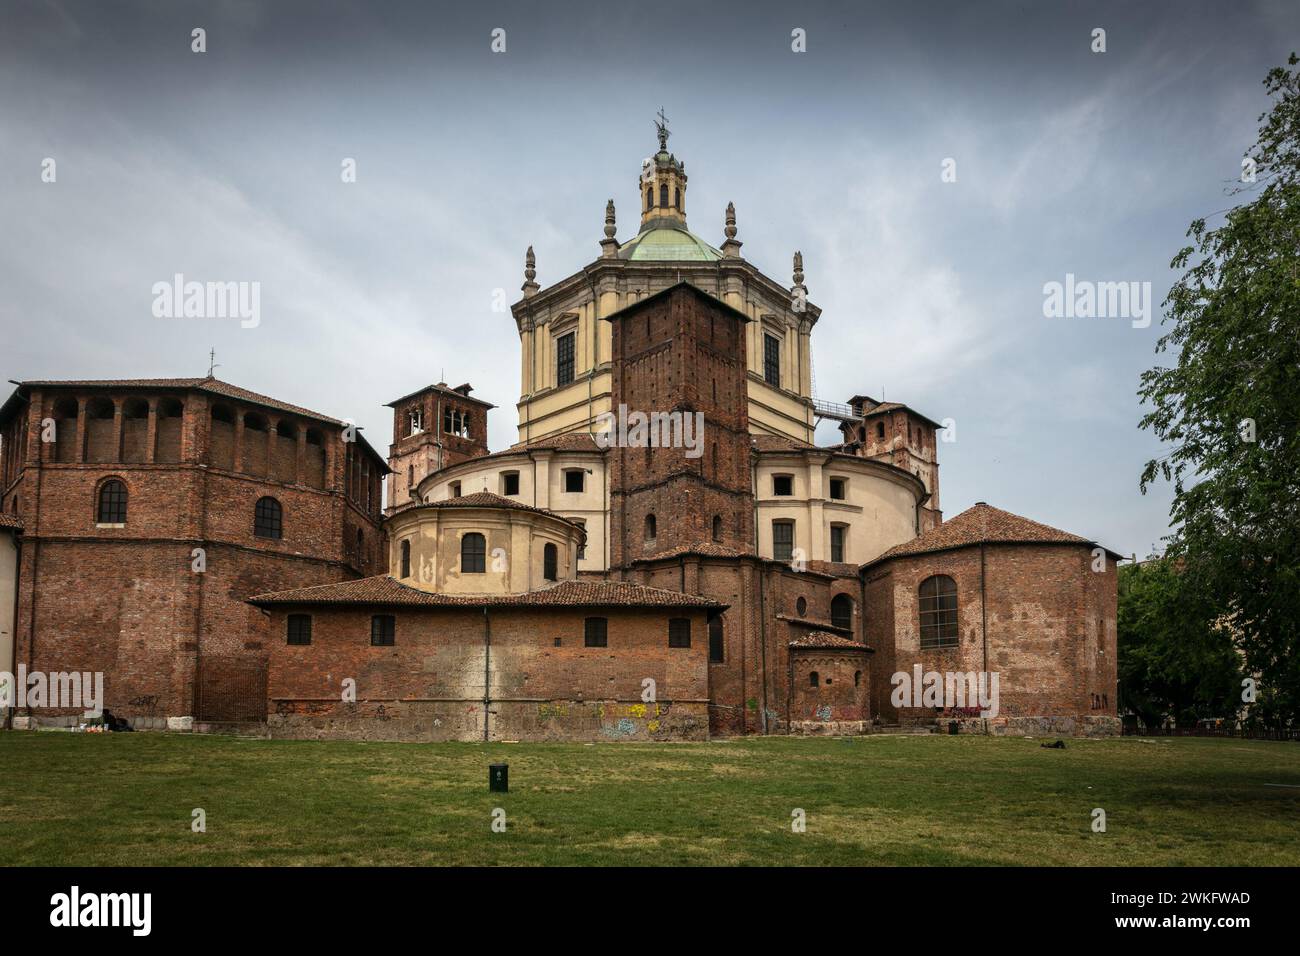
[522,245,539,296]
[792,250,805,287]
[599,200,619,258]
[721,201,743,258]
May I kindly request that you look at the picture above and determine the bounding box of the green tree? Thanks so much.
[1139,55,1300,726]
[1117,560,1242,729]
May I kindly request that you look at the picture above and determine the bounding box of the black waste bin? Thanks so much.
[948,720,959,735]
[489,763,509,793]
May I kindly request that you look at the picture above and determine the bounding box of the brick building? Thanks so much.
[0,377,388,725]
[0,121,1120,740]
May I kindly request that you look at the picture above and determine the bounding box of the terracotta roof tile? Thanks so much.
[632,542,757,562]
[0,513,22,530]
[865,502,1113,566]
[789,632,870,651]
[387,491,582,531]
[247,575,725,609]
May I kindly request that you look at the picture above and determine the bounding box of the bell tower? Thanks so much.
[640,108,688,228]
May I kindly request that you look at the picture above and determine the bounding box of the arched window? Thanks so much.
[919,575,959,649]
[659,183,668,208]
[644,514,657,541]
[543,542,558,581]
[809,671,819,687]
[854,670,862,687]
[712,515,722,542]
[96,479,127,524]
[400,539,411,578]
[831,594,853,630]
[646,186,652,210]
[253,497,282,539]
[461,532,486,573]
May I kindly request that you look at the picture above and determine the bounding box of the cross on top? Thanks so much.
[655,107,670,149]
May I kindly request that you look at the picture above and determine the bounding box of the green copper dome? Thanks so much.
[618,223,723,262]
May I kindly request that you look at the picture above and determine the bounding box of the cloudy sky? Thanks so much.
[1,0,1293,557]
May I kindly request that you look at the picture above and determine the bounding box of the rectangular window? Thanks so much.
[829,477,846,500]
[584,617,608,648]
[668,617,691,649]
[772,474,793,496]
[556,332,575,387]
[287,614,312,645]
[449,481,461,498]
[501,471,520,496]
[408,408,422,436]
[564,469,584,493]
[763,333,781,387]
[370,615,395,646]
[772,521,794,562]
[571,518,587,560]
[830,524,846,563]
[708,617,724,663]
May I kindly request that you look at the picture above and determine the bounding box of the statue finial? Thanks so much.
[724,202,737,239]
[792,250,804,286]
[721,202,742,257]
[604,199,616,238]
[522,245,539,296]
[655,107,670,150]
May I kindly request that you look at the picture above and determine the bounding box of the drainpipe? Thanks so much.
[482,606,492,742]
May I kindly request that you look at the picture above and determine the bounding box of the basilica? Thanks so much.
[0,121,1120,740]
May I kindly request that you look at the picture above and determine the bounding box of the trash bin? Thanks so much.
[948,720,959,735]
[489,763,508,793]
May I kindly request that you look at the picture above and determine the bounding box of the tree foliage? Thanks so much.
[1138,55,1300,725]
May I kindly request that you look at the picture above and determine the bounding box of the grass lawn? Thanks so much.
[1,731,1298,866]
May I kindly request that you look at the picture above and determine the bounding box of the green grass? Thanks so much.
[2,732,1298,865]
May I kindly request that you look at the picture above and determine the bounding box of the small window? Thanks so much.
[556,331,575,387]
[712,515,723,542]
[564,469,584,493]
[400,539,411,579]
[830,524,846,563]
[876,421,885,440]
[668,618,691,648]
[96,479,127,524]
[772,520,794,562]
[543,542,558,581]
[659,183,668,207]
[809,671,819,688]
[254,497,283,539]
[584,617,608,648]
[287,614,312,646]
[829,478,846,500]
[708,617,724,663]
[644,513,657,541]
[919,575,959,649]
[501,471,520,496]
[370,615,395,646]
[796,596,808,617]
[854,670,862,687]
[461,532,486,574]
[407,463,415,494]
[408,408,422,435]
[831,594,853,630]
[763,333,781,387]
[772,475,793,496]
[449,481,461,498]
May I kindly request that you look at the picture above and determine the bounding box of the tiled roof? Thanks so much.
[789,632,870,651]
[16,377,342,425]
[866,502,1111,566]
[385,382,496,409]
[247,575,725,610]
[750,434,819,453]
[387,491,582,530]
[632,542,757,562]
[0,513,22,530]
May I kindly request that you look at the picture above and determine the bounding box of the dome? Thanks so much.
[618,223,723,262]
